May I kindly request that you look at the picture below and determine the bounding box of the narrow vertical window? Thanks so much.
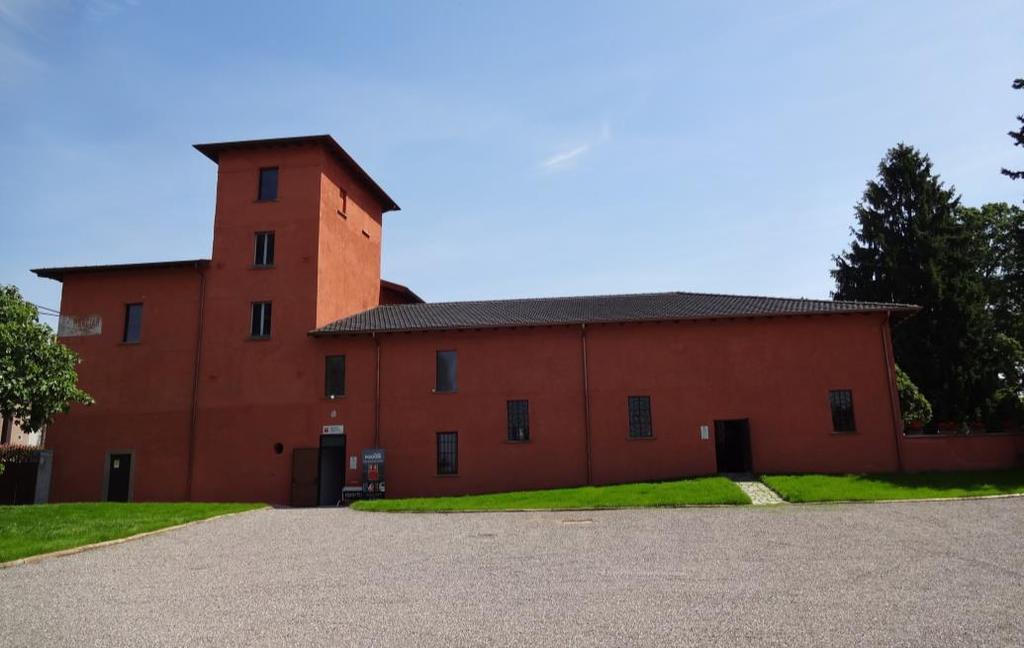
[325,355,346,398]
[507,400,530,441]
[437,432,458,475]
[250,301,272,338]
[829,390,856,432]
[254,231,275,266]
[627,395,653,438]
[339,187,348,217]
[122,303,143,343]
[435,350,457,393]
[258,167,278,201]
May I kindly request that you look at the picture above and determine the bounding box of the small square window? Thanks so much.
[627,395,653,438]
[254,231,275,266]
[507,400,530,441]
[829,390,856,432]
[437,431,458,475]
[435,350,457,393]
[123,303,143,343]
[258,167,278,201]
[325,355,345,398]
[251,301,272,338]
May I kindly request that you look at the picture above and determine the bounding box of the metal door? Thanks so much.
[290,448,319,507]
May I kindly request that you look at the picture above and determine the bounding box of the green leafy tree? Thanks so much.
[1002,78,1024,184]
[895,364,932,426]
[963,203,1024,341]
[832,144,999,423]
[0,285,92,443]
[962,202,1024,423]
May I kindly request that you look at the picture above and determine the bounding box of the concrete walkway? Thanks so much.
[733,478,786,504]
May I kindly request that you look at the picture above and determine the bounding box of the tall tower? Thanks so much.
[194,135,400,335]
[188,136,400,502]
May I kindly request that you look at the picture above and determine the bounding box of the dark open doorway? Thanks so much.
[318,435,346,506]
[105,452,133,501]
[714,419,752,474]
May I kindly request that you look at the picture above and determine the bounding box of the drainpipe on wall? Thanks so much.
[373,332,381,448]
[881,311,904,472]
[580,324,593,485]
[185,264,207,500]
[0,415,12,445]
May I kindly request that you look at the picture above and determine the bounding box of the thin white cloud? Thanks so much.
[539,119,612,173]
[541,144,591,171]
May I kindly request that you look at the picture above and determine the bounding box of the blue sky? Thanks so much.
[2,1,1022,322]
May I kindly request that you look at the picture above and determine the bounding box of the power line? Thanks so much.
[28,302,60,315]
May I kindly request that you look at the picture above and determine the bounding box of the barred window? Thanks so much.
[829,390,856,432]
[325,355,345,398]
[628,395,653,438]
[507,400,530,442]
[250,301,272,338]
[437,432,458,475]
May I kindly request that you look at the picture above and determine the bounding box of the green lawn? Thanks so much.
[0,502,265,563]
[351,477,749,512]
[761,469,1024,503]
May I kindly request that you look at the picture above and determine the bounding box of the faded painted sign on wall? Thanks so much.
[58,314,102,337]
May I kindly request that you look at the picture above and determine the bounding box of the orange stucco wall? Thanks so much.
[900,434,1024,472]
[49,266,202,501]
[303,313,903,500]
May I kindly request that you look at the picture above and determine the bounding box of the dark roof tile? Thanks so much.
[313,291,918,335]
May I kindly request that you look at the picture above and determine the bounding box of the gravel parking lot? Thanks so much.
[2,498,1022,647]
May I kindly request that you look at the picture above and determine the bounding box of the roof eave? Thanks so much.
[309,305,921,337]
[193,135,400,213]
[31,259,210,282]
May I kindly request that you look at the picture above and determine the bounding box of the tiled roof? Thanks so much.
[312,291,918,335]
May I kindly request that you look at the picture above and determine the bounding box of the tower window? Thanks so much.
[254,231,275,266]
[258,167,278,201]
[325,355,346,398]
[251,301,272,338]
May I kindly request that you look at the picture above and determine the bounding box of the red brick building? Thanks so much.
[32,135,1020,505]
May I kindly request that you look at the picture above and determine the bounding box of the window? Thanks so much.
[254,231,275,266]
[435,350,457,393]
[829,390,856,432]
[258,167,278,201]
[507,400,530,441]
[437,432,458,475]
[250,301,272,338]
[627,395,653,438]
[325,355,345,398]
[122,303,143,343]
[339,187,348,217]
